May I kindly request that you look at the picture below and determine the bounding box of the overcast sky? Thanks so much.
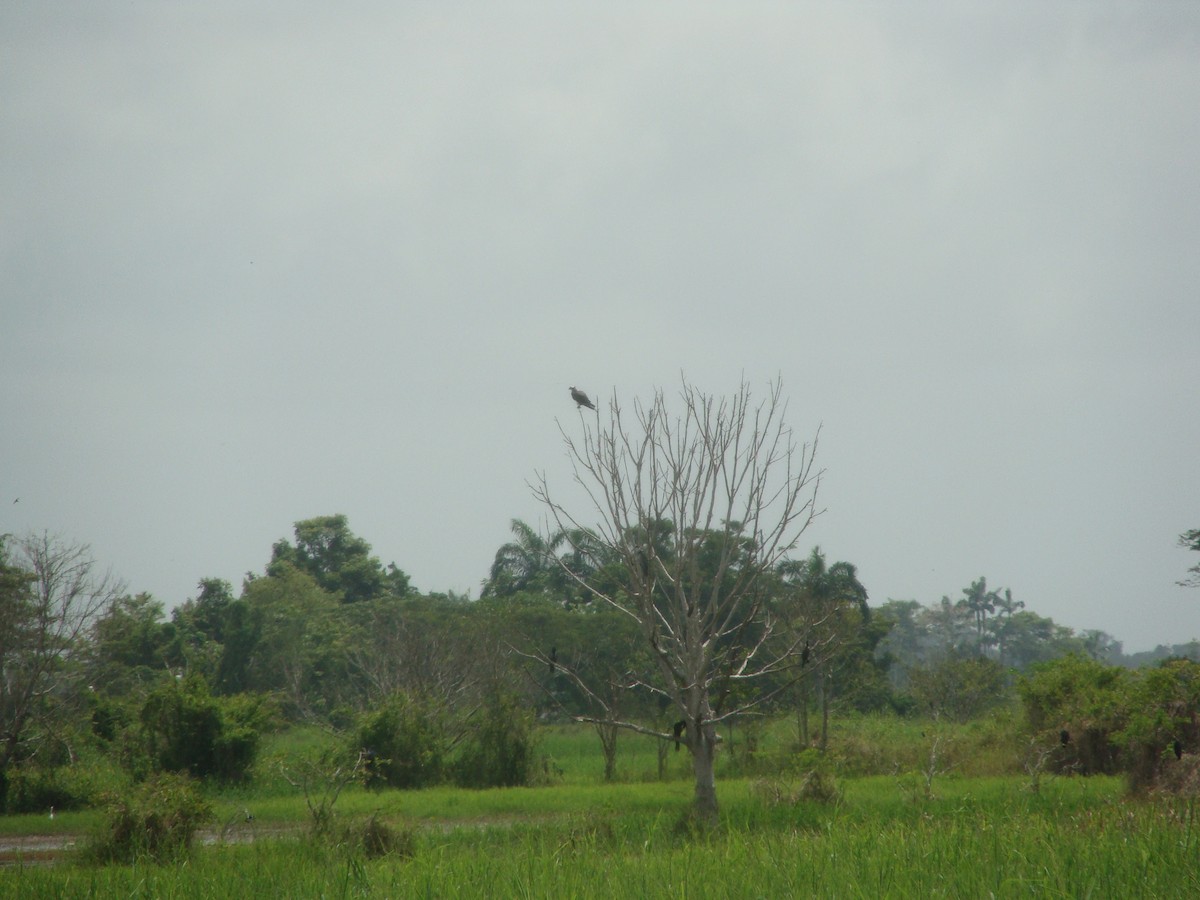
[2,2,1197,652]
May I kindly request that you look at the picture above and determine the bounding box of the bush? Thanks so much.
[452,691,538,788]
[82,772,211,865]
[1019,655,1200,787]
[4,766,86,814]
[138,675,266,782]
[356,692,447,789]
[1115,658,1200,793]
[3,740,126,814]
[345,814,417,859]
[907,655,1010,722]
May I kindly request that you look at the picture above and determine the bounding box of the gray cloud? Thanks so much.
[2,2,1197,650]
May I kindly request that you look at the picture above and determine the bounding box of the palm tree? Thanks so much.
[956,577,1000,657]
[776,547,870,748]
[482,519,565,598]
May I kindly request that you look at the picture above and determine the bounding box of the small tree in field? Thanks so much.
[534,377,822,823]
[0,533,121,810]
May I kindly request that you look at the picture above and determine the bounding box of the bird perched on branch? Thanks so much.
[673,720,687,751]
[569,386,596,410]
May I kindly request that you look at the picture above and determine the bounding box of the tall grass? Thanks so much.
[5,715,1198,897]
[6,777,1197,897]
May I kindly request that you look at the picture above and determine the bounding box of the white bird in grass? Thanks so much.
[569,386,596,410]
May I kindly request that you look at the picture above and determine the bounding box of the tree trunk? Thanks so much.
[819,670,830,752]
[597,722,618,782]
[798,677,810,746]
[691,724,719,825]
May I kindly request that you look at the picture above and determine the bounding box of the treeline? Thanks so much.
[1,516,1196,814]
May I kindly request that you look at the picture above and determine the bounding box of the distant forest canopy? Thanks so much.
[109,514,1200,696]
[103,513,1200,705]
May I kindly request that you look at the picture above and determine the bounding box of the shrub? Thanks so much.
[452,691,538,788]
[907,655,1009,722]
[82,772,211,865]
[1019,655,1200,788]
[1115,658,1200,793]
[3,739,125,814]
[345,814,417,859]
[138,675,265,782]
[4,765,86,814]
[356,692,447,789]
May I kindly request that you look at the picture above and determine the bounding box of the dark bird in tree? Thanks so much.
[548,647,557,673]
[801,640,810,667]
[673,719,687,752]
[1174,740,1183,760]
[569,386,596,410]
[1060,729,1071,746]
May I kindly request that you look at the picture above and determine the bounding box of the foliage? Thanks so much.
[1018,654,1128,774]
[137,675,265,782]
[0,533,122,810]
[268,514,410,604]
[356,692,447,789]
[87,592,177,695]
[278,745,364,837]
[1113,657,1200,792]
[1,750,114,815]
[481,519,598,604]
[81,772,212,865]
[452,691,539,788]
[907,654,1010,722]
[874,583,1104,689]
[1018,655,1200,788]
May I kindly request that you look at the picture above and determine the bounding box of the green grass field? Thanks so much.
[3,717,1198,897]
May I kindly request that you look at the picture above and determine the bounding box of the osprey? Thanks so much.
[569,386,596,410]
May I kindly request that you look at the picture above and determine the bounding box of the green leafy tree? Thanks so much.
[774,548,872,747]
[269,515,409,603]
[88,593,175,695]
[999,610,1084,669]
[240,565,348,717]
[482,520,603,605]
[451,689,537,788]
[987,588,1025,667]
[167,579,239,687]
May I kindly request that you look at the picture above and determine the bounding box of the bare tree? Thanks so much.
[533,377,822,823]
[0,532,122,806]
